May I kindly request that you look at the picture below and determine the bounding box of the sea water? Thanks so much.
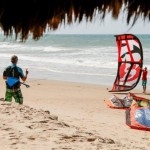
[0,34,149,90]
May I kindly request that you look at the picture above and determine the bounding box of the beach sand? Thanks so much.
[0,78,150,150]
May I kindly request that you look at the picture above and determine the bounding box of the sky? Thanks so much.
[0,9,149,36]
[51,11,150,35]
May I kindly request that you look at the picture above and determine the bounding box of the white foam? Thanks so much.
[31,67,115,77]
[43,46,67,52]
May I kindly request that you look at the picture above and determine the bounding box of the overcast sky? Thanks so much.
[51,11,150,35]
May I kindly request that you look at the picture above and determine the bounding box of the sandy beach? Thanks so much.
[0,78,150,150]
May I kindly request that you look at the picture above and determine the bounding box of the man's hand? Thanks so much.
[26,69,29,75]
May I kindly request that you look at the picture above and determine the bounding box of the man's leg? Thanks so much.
[144,85,146,93]
[142,80,144,93]
[5,89,13,102]
[142,80,146,93]
[144,80,147,93]
[13,89,23,104]
[142,80,147,93]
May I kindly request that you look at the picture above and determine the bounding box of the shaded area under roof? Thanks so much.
[0,0,149,41]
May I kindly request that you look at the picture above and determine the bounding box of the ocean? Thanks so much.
[0,34,149,90]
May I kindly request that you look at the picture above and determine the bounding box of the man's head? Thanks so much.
[11,55,18,64]
[144,67,147,70]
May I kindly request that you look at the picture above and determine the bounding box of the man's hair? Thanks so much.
[11,55,18,64]
[144,67,147,70]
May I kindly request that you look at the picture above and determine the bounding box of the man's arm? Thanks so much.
[3,69,7,80]
[140,67,143,71]
[21,69,29,82]
[3,76,7,80]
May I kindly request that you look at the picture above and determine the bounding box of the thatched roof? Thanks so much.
[0,0,149,41]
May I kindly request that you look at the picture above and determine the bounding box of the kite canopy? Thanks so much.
[0,0,149,41]
[110,34,143,92]
[126,106,150,131]
[104,94,133,109]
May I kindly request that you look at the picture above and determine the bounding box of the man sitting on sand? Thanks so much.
[3,55,29,104]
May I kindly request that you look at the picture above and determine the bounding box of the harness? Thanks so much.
[5,65,21,89]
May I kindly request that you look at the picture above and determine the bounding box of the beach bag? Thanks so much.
[6,77,20,88]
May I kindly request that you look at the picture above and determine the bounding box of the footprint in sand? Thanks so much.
[9,137,19,140]
[98,137,115,144]
[8,132,16,135]
[2,128,12,131]
[11,143,17,145]
[28,136,36,141]
[87,138,96,142]
[57,122,70,127]
[26,125,34,129]
[24,116,32,120]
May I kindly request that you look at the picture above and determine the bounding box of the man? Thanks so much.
[3,55,29,104]
[141,67,148,94]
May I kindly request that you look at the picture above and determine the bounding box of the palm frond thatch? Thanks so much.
[0,0,149,40]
